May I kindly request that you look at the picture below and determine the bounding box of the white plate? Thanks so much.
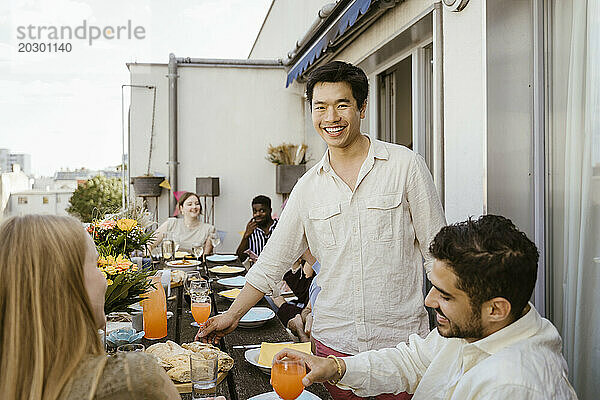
[206,254,238,262]
[248,391,320,400]
[238,307,275,328]
[166,259,201,268]
[209,266,245,275]
[244,348,271,375]
[217,276,246,288]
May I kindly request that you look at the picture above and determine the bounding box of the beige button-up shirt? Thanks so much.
[245,136,446,354]
[339,305,578,399]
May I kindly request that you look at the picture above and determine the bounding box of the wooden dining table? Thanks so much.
[145,255,332,400]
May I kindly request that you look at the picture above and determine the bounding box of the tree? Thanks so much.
[67,175,123,222]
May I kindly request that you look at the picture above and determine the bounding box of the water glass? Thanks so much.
[189,279,210,297]
[184,271,202,294]
[161,240,174,261]
[192,242,204,260]
[190,353,219,400]
[117,344,145,353]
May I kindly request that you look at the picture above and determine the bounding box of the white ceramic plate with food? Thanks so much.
[244,348,271,375]
[217,288,241,301]
[206,254,238,262]
[209,265,245,275]
[174,251,191,259]
[216,275,246,288]
[166,259,201,269]
[238,307,275,328]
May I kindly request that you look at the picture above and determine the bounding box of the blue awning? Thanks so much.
[285,0,373,87]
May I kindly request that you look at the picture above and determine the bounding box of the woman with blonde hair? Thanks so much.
[0,215,179,399]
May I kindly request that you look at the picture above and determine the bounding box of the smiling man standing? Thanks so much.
[198,61,446,399]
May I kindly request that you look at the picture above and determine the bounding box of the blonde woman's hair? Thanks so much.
[0,215,103,400]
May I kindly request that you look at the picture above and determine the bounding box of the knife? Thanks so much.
[232,342,293,349]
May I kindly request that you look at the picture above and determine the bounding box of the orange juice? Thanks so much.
[271,360,306,400]
[142,276,167,339]
[191,302,211,325]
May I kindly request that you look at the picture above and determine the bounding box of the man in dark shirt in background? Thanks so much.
[236,195,278,263]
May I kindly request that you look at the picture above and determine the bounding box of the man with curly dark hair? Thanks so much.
[277,215,577,400]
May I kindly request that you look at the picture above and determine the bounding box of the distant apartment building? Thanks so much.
[0,166,32,217]
[0,148,32,175]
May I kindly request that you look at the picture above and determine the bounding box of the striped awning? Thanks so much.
[285,0,373,87]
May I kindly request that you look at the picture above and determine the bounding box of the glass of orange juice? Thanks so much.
[271,359,306,400]
[191,294,211,328]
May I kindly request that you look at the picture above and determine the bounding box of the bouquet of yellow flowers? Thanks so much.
[97,254,154,314]
[87,217,154,257]
[87,210,157,314]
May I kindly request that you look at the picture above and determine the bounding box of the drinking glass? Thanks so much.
[117,344,145,353]
[271,359,306,400]
[189,279,210,297]
[161,240,174,261]
[184,271,202,294]
[192,242,204,261]
[190,293,211,328]
[184,271,202,312]
[190,353,218,400]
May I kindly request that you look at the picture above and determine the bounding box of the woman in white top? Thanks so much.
[153,192,219,255]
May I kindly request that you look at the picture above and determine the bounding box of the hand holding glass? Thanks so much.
[271,359,306,400]
[191,294,211,329]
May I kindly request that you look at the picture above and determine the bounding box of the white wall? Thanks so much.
[249,0,334,59]
[442,2,487,223]
[0,170,30,217]
[7,191,72,217]
[129,64,311,252]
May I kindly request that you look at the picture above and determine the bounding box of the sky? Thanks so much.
[0,0,272,176]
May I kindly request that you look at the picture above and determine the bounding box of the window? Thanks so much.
[376,45,434,168]
[18,196,27,204]
[43,196,49,204]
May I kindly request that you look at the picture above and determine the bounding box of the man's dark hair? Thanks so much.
[305,61,369,110]
[252,195,271,209]
[429,215,539,320]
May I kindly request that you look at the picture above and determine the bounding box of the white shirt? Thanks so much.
[246,137,446,354]
[165,218,220,252]
[340,305,578,399]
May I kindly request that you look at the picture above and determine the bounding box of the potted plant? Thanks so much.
[266,143,308,194]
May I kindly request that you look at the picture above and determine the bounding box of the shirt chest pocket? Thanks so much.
[308,203,341,248]
[365,192,404,242]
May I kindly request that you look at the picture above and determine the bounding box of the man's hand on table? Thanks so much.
[273,349,346,387]
[195,312,238,344]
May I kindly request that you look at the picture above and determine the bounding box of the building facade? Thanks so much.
[5,190,73,218]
